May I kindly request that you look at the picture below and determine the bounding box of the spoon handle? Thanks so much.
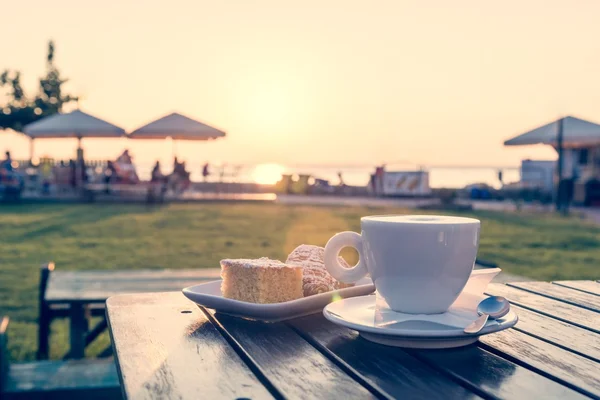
[464,314,489,334]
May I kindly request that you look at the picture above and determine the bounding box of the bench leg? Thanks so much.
[37,263,54,360]
[98,344,113,358]
[85,317,108,347]
[37,307,51,360]
[68,303,88,359]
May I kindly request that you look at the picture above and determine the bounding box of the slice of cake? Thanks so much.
[286,244,355,297]
[221,257,303,303]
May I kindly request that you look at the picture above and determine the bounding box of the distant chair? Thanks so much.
[295,175,311,195]
[280,174,311,195]
[274,175,292,194]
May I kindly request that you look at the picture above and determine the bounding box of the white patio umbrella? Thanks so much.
[128,112,226,157]
[23,109,126,159]
[23,109,125,187]
[504,116,600,147]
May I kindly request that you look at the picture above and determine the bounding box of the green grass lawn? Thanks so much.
[1,202,599,361]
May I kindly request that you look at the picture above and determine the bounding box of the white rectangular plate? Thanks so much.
[182,277,375,322]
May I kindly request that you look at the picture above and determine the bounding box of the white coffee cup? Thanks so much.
[324,215,480,314]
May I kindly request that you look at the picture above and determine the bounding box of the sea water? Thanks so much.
[135,163,519,189]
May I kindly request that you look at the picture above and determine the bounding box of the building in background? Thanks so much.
[505,116,600,206]
[371,166,431,197]
[520,159,555,193]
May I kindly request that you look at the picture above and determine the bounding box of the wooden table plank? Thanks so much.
[480,328,600,399]
[486,283,600,333]
[207,310,377,400]
[409,346,588,400]
[508,305,600,363]
[288,314,482,400]
[106,292,273,400]
[107,285,600,399]
[47,269,221,303]
[553,281,600,297]
[507,282,600,312]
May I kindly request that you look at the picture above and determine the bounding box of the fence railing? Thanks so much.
[14,158,108,169]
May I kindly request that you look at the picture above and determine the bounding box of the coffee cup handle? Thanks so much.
[324,231,367,284]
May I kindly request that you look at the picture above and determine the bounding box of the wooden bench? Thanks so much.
[37,263,108,360]
[1,316,121,400]
[38,263,221,359]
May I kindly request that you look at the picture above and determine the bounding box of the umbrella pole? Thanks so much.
[76,136,83,188]
[29,138,34,164]
[555,117,564,212]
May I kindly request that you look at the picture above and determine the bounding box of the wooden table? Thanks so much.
[107,280,600,400]
[44,268,221,359]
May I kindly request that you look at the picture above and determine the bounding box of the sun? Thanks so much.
[252,163,285,185]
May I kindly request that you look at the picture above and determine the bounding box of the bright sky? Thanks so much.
[2,0,598,168]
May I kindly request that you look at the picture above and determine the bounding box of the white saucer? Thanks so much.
[182,277,375,322]
[323,293,518,349]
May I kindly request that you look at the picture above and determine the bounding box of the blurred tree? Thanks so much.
[0,40,78,132]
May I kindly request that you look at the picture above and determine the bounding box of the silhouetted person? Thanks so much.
[78,158,87,184]
[69,160,77,188]
[202,163,210,182]
[337,171,345,186]
[105,161,117,184]
[173,157,185,175]
[168,158,190,193]
[1,151,13,172]
[117,149,133,165]
[114,149,139,183]
[151,161,164,183]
